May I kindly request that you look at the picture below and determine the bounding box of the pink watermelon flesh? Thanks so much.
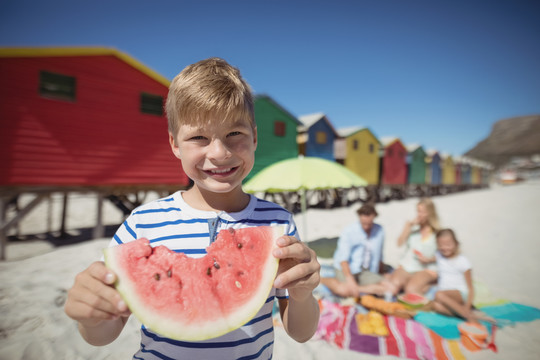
[401,293,425,303]
[397,293,428,308]
[104,225,284,341]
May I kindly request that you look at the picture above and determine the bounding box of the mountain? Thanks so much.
[465,115,540,169]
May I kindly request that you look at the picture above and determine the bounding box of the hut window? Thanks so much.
[316,131,327,144]
[369,143,374,153]
[141,92,164,115]
[353,139,359,150]
[39,71,76,101]
[274,121,286,137]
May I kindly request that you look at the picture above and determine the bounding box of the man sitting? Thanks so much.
[320,203,389,297]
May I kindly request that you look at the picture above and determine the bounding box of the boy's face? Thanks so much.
[169,117,257,195]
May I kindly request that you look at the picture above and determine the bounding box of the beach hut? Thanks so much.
[0,47,190,258]
[298,113,338,161]
[379,137,408,185]
[0,47,189,188]
[425,150,442,185]
[470,159,482,185]
[406,144,427,185]
[441,153,456,185]
[480,161,494,185]
[335,126,381,185]
[454,156,463,185]
[459,157,472,185]
[246,95,301,182]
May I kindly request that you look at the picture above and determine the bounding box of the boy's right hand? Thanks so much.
[64,261,130,327]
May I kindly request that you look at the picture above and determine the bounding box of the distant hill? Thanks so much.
[465,115,540,169]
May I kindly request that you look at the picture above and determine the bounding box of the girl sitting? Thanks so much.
[432,229,478,323]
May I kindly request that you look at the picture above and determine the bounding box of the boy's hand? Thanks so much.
[272,236,320,301]
[65,261,131,327]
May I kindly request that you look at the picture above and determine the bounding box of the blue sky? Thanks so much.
[1,0,539,156]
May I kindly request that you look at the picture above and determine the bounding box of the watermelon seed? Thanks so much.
[235,281,242,289]
[206,267,212,276]
[237,243,243,249]
[167,270,172,278]
[213,261,220,270]
[154,273,160,281]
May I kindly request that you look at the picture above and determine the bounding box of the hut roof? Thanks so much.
[380,136,403,148]
[0,46,170,87]
[336,125,364,138]
[298,112,338,136]
[298,112,326,127]
[254,94,302,126]
[406,143,423,153]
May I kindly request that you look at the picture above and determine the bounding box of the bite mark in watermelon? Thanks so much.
[397,293,429,309]
[104,225,284,341]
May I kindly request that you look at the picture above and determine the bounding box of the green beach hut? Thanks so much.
[245,95,301,182]
[406,144,427,184]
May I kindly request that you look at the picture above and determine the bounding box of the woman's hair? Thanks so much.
[436,228,459,246]
[166,57,254,139]
[418,197,440,231]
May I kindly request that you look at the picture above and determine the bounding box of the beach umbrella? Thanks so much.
[243,156,368,240]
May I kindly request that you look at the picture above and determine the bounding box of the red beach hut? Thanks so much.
[379,137,408,185]
[0,47,190,258]
[0,47,189,189]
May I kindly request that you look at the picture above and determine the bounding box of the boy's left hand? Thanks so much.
[273,236,320,301]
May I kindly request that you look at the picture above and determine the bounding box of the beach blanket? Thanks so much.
[314,299,466,360]
[312,297,540,359]
[414,302,540,339]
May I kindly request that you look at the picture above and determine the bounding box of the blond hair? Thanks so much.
[418,197,440,231]
[165,57,254,139]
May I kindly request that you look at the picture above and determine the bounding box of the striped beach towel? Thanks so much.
[314,299,466,360]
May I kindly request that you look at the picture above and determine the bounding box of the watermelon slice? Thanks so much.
[397,293,429,309]
[104,225,284,341]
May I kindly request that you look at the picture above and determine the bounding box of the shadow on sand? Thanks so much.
[7,224,121,248]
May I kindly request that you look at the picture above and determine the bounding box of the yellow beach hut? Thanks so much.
[335,126,381,185]
[441,153,456,185]
[470,158,482,185]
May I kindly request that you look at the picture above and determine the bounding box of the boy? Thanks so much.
[64,58,321,359]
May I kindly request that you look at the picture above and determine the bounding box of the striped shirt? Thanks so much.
[108,191,296,360]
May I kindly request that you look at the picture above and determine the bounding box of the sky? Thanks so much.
[1,0,539,156]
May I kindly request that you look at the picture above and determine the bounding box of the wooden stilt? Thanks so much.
[0,194,46,260]
[0,197,7,261]
[59,193,68,238]
[93,192,105,239]
[46,194,52,234]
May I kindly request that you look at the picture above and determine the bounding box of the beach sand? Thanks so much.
[1,181,539,359]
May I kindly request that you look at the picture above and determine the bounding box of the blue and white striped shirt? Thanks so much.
[108,191,296,360]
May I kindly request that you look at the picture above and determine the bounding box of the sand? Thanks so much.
[1,181,539,359]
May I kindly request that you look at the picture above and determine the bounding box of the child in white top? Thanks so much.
[432,229,478,323]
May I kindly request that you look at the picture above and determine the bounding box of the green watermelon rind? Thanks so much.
[104,225,284,341]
